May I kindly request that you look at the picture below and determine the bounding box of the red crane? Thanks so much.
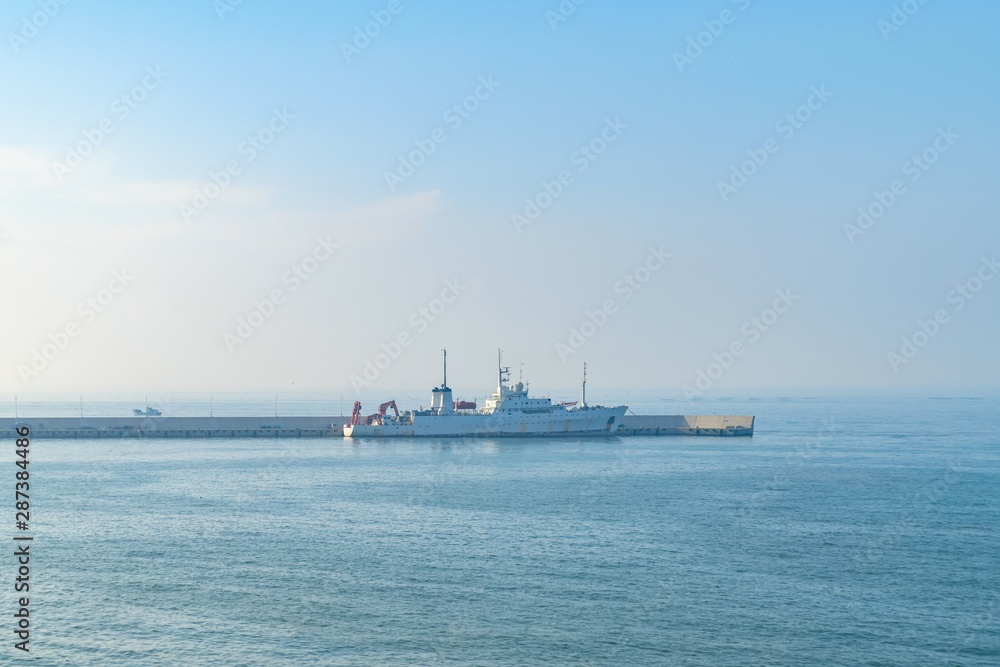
[350,399,404,427]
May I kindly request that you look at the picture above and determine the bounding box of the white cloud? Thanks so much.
[76,180,272,207]
[329,189,445,244]
[0,146,57,190]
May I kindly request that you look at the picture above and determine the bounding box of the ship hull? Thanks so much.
[344,406,626,438]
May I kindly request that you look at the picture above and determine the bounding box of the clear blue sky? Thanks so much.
[2,0,998,397]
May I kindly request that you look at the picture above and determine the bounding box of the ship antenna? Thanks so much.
[442,347,447,389]
[497,348,511,387]
[581,363,587,408]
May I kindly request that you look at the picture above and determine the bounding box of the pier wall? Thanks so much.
[616,415,754,436]
[0,415,754,438]
[0,416,346,439]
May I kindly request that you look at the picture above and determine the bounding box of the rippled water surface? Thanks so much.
[15,397,1000,664]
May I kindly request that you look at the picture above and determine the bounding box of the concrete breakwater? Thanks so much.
[0,415,754,439]
[616,415,754,436]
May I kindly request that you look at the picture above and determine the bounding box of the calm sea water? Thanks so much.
[12,397,1000,665]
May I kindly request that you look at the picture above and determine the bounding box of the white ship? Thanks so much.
[343,350,627,438]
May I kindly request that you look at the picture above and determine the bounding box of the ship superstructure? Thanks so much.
[343,350,626,437]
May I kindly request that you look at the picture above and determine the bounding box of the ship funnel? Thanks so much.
[432,347,453,414]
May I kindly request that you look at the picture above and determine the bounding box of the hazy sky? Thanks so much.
[2,0,998,399]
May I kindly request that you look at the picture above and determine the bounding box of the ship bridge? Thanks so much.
[483,352,565,415]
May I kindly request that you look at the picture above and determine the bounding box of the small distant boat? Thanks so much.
[133,407,162,416]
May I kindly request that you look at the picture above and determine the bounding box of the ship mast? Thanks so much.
[442,347,447,389]
[497,348,510,389]
[581,363,587,408]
